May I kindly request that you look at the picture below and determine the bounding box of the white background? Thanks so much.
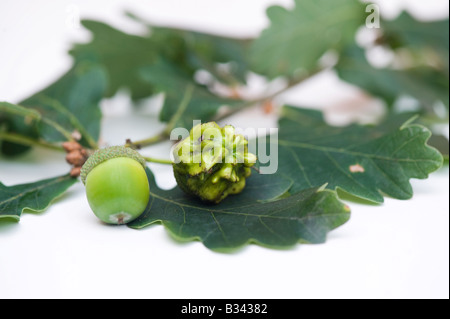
[0,0,449,299]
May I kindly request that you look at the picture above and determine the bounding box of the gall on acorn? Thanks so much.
[172,122,257,204]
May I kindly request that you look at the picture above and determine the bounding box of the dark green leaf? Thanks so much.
[262,106,443,203]
[126,12,251,85]
[336,45,449,111]
[250,0,365,78]
[140,59,240,130]
[244,172,294,203]
[70,17,252,130]
[382,12,449,72]
[427,134,449,157]
[20,62,107,148]
[181,31,251,85]
[0,174,77,221]
[0,102,41,155]
[0,102,68,154]
[71,17,251,101]
[128,168,350,251]
[70,20,159,100]
[0,137,33,156]
[0,102,42,120]
[1,63,107,156]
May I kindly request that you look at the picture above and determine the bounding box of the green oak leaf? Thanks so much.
[261,106,443,203]
[149,26,250,86]
[0,102,41,120]
[427,134,449,158]
[128,168,350,251]
[369,112,449,158]
[71,17,250,101]
[125,11,251,85]
[382,12,449,73]
[250,0,365,78]
[140,60,240,130]
[20,62,108,148]
[336,45,449,111]
[0,102,62,154]
[0,103,41,156]
[1,63,107,157]
[70,20,159,100]
[0,174,77,221]
[183,31,250,85]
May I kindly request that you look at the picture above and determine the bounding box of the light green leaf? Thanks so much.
[250,0,365,78]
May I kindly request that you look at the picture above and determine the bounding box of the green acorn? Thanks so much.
[80,146,150,225]
[172,122,257,204]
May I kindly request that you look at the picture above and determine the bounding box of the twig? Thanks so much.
[125,131,169,149]
[163,84,195,135]
[126,68,324,149]
[36,95,99,149]
[40,117,76,142]
[142,156,173,165]
[0,132,65,152]
[213,67,324,122]
[125,85,195,149]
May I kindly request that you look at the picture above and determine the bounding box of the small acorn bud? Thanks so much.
[70,166,82,178]
[80,146,150,225]
[66,150,86,166]
[62,141,82,152]
[172,122,257,204]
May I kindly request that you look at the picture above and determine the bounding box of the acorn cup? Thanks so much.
[80,146,150,225]
[172,122,257,204]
